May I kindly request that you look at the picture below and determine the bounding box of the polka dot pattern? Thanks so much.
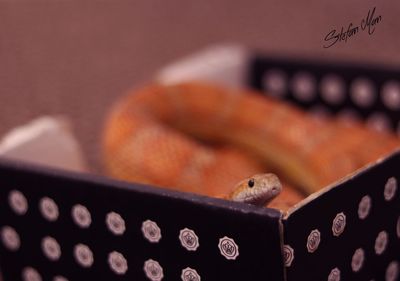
[106,212,126,236]
[1,226,20,251]
[280,164,399,279]
[41,236,61,261]
[282,245,294,267]
[374,231,388,255]
[262,69,288,98]
[179,228,199,251]
[254,61,400,278]
[1,56,400,281]
[382,81,400,110]
[181,267,201,281]
[367,112,391,133]
[74,244,94,268]
[384,177,397,201]
[218,236,239,260]
[0,168,398,281]
[320,74,345,105]
[142,220,162,243]
[358,195,372,220]
[144,259,164,281]
[332,212,346,237]
[337,109,361,124]
[256,62,400,134]
[1,180,283,281]
[39,197,59,222]
[291,71,317,102]
[309,105,331,120]
[386,261,399,281]
[306,229,321,253]
[351,248,365,272]
[328,267,341,281]
[53,276,68,281]
[8,190,28,215]
[22,267,42,281]
[71,204,91,228]
[108,251,128,275]
[350,78,376,108]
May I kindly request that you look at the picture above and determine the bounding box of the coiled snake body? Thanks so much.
[102,82,399,209]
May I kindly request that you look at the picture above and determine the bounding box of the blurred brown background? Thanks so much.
[0,0,398,171]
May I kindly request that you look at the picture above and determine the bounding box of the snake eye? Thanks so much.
[248,179,255,188]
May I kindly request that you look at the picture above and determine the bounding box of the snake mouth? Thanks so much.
[235,185,280,206]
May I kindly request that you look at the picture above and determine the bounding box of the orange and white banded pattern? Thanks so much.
[102,82,399,208]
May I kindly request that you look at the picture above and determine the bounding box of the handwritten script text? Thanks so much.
[323,7,382,48]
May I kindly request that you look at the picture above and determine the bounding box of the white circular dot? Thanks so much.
[328,267,341,281]
[358,195,372,220]
[41,236,61,261]
[283,245,294,267]
[144,259,164,281]
[8,190,28,215]
[351,78,376,107]
[386,261,399,281]
[218,236,239,260]
[375,230,389,255]
[291,71,317,102]
[320,74,346,105]
[262,69,288,98]
[39,197,59,222]
[366,112,392,133]
[106,212,126,235]
[53,276,68,281]
[384,177,397,201]
[306,229,321,253]
[72,204,91,228]
[181,267,201,281]
[108,251,128,275]
[382,80,400,110]
[351,248,365,272]
[22,267,42,281]
[74,244,94,268]
[142,220,162,243]
[179,228,199,251]
[332,212,346,237]
[310,106,331,121]
[1,226,20,251]
[337,109,362,125]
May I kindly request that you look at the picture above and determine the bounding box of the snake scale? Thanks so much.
[102,82,399,209]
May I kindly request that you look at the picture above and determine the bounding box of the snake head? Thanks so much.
[230,173,282,206]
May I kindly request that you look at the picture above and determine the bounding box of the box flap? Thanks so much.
[282,151,400,280]
[0,159,285,281]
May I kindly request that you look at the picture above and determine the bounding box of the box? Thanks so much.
[0,46,399,281]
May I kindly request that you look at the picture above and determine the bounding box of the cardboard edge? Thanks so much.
[250,51,400,74]
[0,156,281,220]
[277,211,288,281]
[284,148,400,219]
